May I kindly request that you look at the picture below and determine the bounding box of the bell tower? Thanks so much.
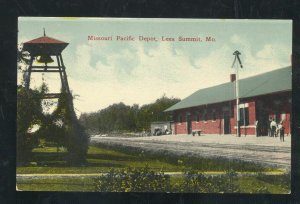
[23,29,70,99]
[21,30,88,164]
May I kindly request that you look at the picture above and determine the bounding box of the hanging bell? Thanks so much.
[36,55,54,64]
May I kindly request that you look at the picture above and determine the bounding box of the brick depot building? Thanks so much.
[165,66,291,136]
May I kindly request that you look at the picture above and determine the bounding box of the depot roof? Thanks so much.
[165,66,291,112]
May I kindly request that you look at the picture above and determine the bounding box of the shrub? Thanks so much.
[94,165,241,193]
[175,168,240,193]
[94,164,170,192]
[176,169,208,193]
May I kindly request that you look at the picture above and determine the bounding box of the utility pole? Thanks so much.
[232,50,243,137]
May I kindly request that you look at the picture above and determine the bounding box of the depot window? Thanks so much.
[202,110,207,122]
[212,110,217,121]
[177,114,183,123]
[239,107,249,126]
[194,112,200,122]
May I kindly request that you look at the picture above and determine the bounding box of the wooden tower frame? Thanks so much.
[23,31,70,99]
[24,53,71,99]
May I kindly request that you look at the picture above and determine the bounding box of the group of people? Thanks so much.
[269,118,285,142]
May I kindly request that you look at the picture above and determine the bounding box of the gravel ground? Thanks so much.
[91,134,291,169]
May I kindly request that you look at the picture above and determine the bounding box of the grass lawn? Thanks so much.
[17,177,95,192]
[16,144,290,193]
[237,176,289,194]
[17,144,280,174]
[17,175,290,193]
[17,145,183,174]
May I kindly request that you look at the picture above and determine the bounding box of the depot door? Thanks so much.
[186,114,192,134]
[224,112,231,134]
[257,111,269,136]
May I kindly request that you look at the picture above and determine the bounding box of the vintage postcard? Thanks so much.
[17,17,292,193]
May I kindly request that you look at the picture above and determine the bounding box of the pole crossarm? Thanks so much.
[232,50,243,69]
[232,50,243,137]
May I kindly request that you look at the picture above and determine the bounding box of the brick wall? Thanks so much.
[175,103,230,135]
[173,92,291,136]
[175,109,187,134]
[176,122,187,134]
[191,114,223,134]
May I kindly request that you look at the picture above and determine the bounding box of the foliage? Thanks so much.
[17,85,46,165]
[136,94,180,130]
[94,165,240,193]
[94,165,170,192]
[17,44,30,65]
[50,92,89,165]
[79,95,180,133]
[17,81,88,166]
[172,168,239,193]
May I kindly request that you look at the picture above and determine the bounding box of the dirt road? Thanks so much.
[90,134,291,168]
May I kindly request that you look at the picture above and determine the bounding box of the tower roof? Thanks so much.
[23,35,69,56]
[24,36,67,44]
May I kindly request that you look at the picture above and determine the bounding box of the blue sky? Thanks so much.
[18,18,292,115]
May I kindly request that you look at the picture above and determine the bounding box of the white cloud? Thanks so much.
[230,34,244,44]
[245,44,290,77]
[256,44,274,59]
[64,42,186,112]
[192,44,233,87]
[228,35,291,78]
[68,37,290,114]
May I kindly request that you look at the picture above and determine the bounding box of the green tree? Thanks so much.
[136,94,180,131]
[17,85,46,165]
[51,92,89,165]
[79,95,180,133]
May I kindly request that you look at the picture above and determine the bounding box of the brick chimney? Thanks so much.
[230,74,236,82]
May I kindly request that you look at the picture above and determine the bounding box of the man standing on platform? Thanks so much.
[270,119,277,137]
[268,118,272,137]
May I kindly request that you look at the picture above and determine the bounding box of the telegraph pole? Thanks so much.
[232,50,243,137]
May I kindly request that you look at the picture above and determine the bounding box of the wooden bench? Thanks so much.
[192,129,202,136]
